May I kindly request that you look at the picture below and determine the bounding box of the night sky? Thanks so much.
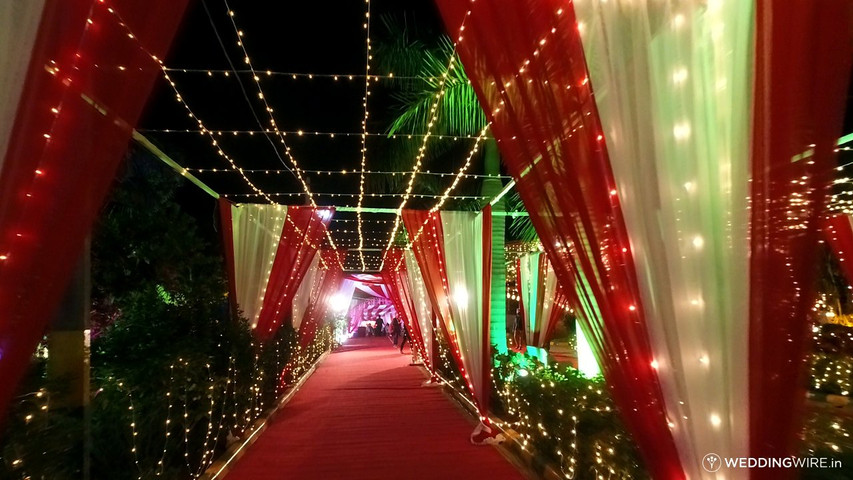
[137,0,479,271]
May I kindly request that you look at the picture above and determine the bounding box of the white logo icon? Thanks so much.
[702,453,722,472]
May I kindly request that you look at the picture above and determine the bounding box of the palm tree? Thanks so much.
[373,16,516,353]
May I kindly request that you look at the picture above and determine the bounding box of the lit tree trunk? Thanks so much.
[481,137,507,354]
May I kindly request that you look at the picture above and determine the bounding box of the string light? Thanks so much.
[181,166,510,179]
[139,128,481,140]
[161,67,421,81]
[356,0,374,271]
[221,2,343,263]
[380,7,477,270]
[385,125,490,272]
[223,191,491,200]
[102,6,276,204]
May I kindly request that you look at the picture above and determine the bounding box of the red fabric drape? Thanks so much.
[299,249,346,348]
[218,198,239,319]
[0,0,190,422]
[381,248,431,371]
[402,210,455,343]
[255,206,332,341]
[402,211,469,390]
[822,214,853,285]
[748,1,853,472]
[433,1,682,476]
[480,205,492,416]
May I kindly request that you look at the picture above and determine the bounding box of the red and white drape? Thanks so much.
[381,248,431,371]
[402,208,494,430]
[404,249,437,374]
[435,0,851,477]
[293,254,324,332]
[297,249,346,348]
[220,199,333,341]
[516,252,566,349]
[0,0,189,422]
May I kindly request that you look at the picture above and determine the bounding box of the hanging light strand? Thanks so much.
[102,4,342,269]
[222,2,343,264]
[386,125,490,272]
[139,128,482,140]
[101,5,275,203]
[356,0,374,270]
[161,67,431,81]
[224,191,491,200]
[181,165,510,179]
[381,6,477,270]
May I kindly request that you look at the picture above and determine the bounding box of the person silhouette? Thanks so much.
[399,323,411,354]
[391,317,401,346]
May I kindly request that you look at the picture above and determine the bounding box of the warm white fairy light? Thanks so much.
[140,128,481,140]
[182,165,509,179]
[101,5,275,205]
[385,125,491,272]
[162,67,419,81]
[355,0,374,271]
[224,191,490,200]
[222,3,343,263]
[379,7,478,271]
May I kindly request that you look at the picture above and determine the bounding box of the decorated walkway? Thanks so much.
[226,337,525,479]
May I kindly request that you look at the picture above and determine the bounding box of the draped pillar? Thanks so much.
[435,0,851,476]
[405,250,437,375]
[293,254,324,332]
[219,199,288,326]
[403,208,499,443]
[382,248,430,370]
[298,249,346,348]
[572,1,755,475]
[517,252,563,349]
[220,201,333,341]
[433,2,682,475]
[0,0,190,423]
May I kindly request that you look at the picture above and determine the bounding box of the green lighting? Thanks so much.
[577,323,600,378]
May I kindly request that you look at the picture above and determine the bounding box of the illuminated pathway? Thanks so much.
[226,337,525,479]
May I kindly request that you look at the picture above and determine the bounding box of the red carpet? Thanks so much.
[226,337,524,479]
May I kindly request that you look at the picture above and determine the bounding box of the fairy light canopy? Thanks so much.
[137,0,510,272]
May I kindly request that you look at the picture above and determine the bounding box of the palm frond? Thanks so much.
[506,191,538,242]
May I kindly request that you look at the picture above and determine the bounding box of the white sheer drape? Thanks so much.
[518,253,540,346]
[574,0,754,476]
[440,211,487,406]
[518,252,561,349]
[229,203,287,327]
[537,257,559,349]
[405,249,434,368]
[292,254,323,331]
[0,0,46,173]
